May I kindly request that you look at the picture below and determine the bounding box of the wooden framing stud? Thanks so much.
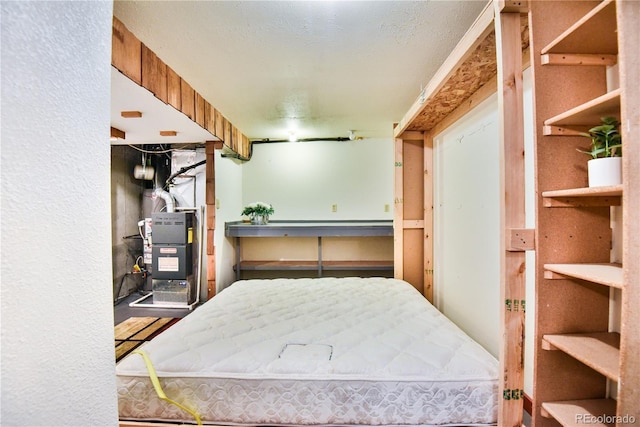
[497,0,529,13]
[506,228,535,251]
[121,110,142,118]
[110,126,125,140]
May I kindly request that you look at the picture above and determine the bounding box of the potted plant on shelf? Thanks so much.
[578,116,622,187]
[241,202,274,225]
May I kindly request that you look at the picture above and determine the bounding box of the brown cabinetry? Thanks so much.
[530,1,639,424]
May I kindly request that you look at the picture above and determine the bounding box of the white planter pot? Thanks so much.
[588,157,622,187]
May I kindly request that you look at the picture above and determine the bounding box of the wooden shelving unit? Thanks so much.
[225,221,394,280]
[530,0,639,425]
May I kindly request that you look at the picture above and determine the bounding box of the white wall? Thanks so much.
[1,2,117,426]
[523,68,537,398]
[215,151,244,291]
[241,138,394,220]
[433,68,536,398]
[434,95,501,355]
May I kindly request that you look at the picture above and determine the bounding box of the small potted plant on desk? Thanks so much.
[578,116,622,187]
[241,202,274,225]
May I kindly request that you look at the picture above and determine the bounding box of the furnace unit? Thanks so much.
[150,211,197,306]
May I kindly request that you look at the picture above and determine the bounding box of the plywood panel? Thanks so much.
[141,44,167,103]
[204,102,216,136]
[241,237,317,261]
[180,79,195,121]
[402,139,424,220]
[166,66,181,111]
[111,17,141,84]
[396,136,426,294]
[215,109,225,139]
[195,92,205,128]
[402,229,424,294]
[322,236,393,261]
[407,32,498,133]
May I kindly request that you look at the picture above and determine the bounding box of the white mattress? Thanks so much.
[117,277,498,426]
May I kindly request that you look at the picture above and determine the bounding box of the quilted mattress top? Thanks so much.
[116,277,498,383]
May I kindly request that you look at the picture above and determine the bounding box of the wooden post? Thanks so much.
[423,132,434,302]
[395,132,426,296]
[495,4,526,426]
[205,142,217,299]
[616,0,640,420]
[393,137,404,280]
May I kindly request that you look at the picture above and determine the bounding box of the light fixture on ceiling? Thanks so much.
[289,132,298,142]
[348,130,355,141]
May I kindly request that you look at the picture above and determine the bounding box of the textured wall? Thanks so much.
[111,146,146,300]
[214,151,244,291]
[1,2,117,425]
[242,138,394,220]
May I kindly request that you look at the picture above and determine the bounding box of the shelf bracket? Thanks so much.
[541,53,617,67]
[541,338,559,351]
[543,196,621,207]
[542,125,586,136]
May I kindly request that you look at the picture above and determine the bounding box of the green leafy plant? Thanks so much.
[578,116,622,159]
[241,202,274,217]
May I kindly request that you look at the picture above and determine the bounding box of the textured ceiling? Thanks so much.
[113,0,488,142]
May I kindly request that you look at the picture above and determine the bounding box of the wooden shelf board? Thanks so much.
[544,89,621,127]
[239,260,318,270]
[541,0,618,55]
[238,260,393,271]
[542,185,622,207]
[543,185,623,198]
[542,332,620,381]
[322,261,394,270]
[544,263,623,289]
[541,399,617,427]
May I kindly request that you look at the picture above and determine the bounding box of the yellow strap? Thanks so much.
[133,349,202,425]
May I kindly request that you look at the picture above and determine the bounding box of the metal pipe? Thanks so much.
[154,188,175,213]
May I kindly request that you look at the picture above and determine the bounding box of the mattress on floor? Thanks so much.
[116,277,498,426]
